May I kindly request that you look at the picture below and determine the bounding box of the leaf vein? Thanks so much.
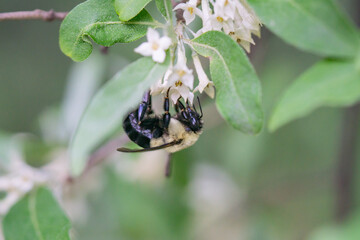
[29,190,44,240]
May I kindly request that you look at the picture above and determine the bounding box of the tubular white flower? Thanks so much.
[150,68,172,96]
[174,0,203,25]
[199,0,213,33]
[163,47,194,103]
[193,55,215,98]
[134,28,172,63]
[165,62,194,103]
[150,79,165,96]
[214,0,236,20]
[237,0,262,33]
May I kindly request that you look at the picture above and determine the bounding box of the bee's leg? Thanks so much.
[163,89,171,129]
[174,97,183,113]
[176,100,189,120]
[165,153,172,178]
[147,92,153,114]
[137,91,151,122]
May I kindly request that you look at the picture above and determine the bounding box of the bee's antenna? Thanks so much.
[197,96,203,118]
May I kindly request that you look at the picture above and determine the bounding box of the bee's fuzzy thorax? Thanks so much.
[150,118,201,153]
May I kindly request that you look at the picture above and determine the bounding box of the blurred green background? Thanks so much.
[1,0,360,240]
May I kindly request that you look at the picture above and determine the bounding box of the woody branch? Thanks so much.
[0,9,67,22]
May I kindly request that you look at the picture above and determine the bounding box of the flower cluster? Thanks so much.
[151,42,215,104]
[134,0,261,103]
[136,28,215,104]
[0,155,48,215]
[179,0,262,52]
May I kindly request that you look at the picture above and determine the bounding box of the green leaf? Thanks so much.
[59,0,155,62]
[155,0,173,20]
[3,188,71,240]
[248,0,360,58]
[269,60,360,131]
[114,0,152,21]
[70,56,170,176]
[190,31,263,134]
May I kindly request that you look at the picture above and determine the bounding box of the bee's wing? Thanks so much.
[117,140,182,153]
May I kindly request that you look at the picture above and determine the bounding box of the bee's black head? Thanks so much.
[177,97,203,132]
[187,108,203,132]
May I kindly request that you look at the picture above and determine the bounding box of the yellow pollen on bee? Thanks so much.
[175,80,183,87]
[152,43,159,50]
[188,7,194,14]
[216,16,224,23]
[177,70,186,77]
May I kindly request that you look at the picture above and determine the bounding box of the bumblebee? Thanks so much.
[117,90,203,154]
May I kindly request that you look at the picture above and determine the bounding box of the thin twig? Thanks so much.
[66,134,129,182]
[335,104,360,222]
[100,46,109,55]
[335,1,360,222]
[84,134,129,173]
[0,9,67,22]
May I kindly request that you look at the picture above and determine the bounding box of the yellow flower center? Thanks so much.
[216,16,224,23]
[187,7,194,15]
[225,0,229,6]
[152,43,159,50]
[175,80,183,87]
[177,70,186,77]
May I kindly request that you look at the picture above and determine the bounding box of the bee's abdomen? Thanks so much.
[123,111,163,149]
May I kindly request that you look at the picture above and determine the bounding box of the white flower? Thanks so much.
[237,0,262,35]
[193,55,215,98]
[134,28,172,63]
[232,0,261,51]
[165,63,195,103]
[150,79,165,96]
[197,0,212,34]
[168,85,195,104]
[214,0,236,20]
[150,68,172,96]
[229,26,254,52]
[208,12,235,34]
[174,0,203,25]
